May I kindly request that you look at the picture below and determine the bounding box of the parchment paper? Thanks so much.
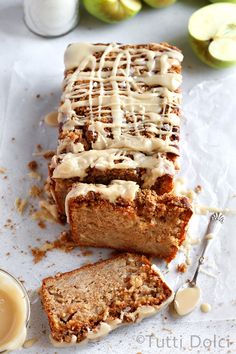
[0,61,236,351]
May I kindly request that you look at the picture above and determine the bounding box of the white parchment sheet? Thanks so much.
[0,62,236,352]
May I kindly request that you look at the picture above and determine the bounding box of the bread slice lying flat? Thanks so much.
[41,253,174,347]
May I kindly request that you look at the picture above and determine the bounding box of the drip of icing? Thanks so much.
[44,111,58,127]
[160,54,170,74]
[205,233,214,240]
[60,42,183,154]
[200,303,211,313]
[52,150,175,187]
[135,73,182,91]
[50,303,173,348]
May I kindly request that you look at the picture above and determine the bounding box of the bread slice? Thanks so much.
[66,180,193,262]
[41,253,174,346]
[49,150,177,217]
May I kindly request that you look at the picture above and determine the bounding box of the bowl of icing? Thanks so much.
[0,269,30,352]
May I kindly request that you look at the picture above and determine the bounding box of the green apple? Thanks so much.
[142,0,176,8]
[210,1,236,3]
[83,0,142,23]
[188,3,236,68]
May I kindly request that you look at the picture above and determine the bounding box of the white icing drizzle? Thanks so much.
[59,42,183,154]
[66,180,139,203]
[52,150,175,187]
[50,303,172,348]
[58,140,85,154]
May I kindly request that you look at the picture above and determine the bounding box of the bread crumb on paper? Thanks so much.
[43,150,55,159]
[31,231,76,263]
[15,197,28,215]
[33,149,55,159]
[36,144,42,151]
[81,250,93,257]
[28,160,38,171]
[31,242,54,263]
[194,184,202,194]
[29,185,42,198]
[176,263,187,273]
[23,337,38,348]
[34,200,58,222]
[4,219,16,231]
[38,220,46,229]
[162,327,173,334]
[28,171,42,181]
[0,167,6,174]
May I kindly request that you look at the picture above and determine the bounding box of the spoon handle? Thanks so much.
[189,212,225,287]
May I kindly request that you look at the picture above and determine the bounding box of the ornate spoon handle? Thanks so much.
[189,212,225,287]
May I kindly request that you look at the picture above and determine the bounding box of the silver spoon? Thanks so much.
[174,212,225,316]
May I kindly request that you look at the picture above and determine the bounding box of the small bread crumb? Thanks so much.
[38,220,46,229]
[0,167,6,174]
[23,337,38,348]
[36,144,42,151]
[28,160,38,171]
[31,231,76,263]
[162,327,173,334]
[81,250,93,257]
[40,200,58,220]
[15,198,28,214]
[33,150,55,159]
[43,150,55,159]
[194,185,202,194]
[29,185,42,198]
[176,263,187,273]
[44,111,58,127]
[28,171,41,181]
[31,242,54,263]
[31,200,58,223]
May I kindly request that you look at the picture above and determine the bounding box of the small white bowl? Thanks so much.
[0,269,30,352]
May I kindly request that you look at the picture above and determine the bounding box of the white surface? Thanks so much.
[0,1,236,353]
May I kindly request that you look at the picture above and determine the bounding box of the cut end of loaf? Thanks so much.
[66,182,193,262]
